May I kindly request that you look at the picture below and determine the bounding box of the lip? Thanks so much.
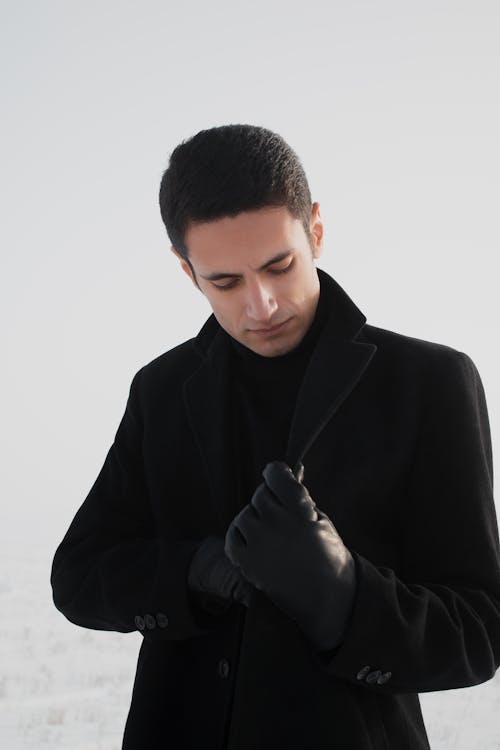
[250,318,291,334]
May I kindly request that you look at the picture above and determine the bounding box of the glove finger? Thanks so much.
[224,510,250,566]
[262,460,311,503]
[250,481,285,524]
[187,536,224,593]
[251,480,314,524]
[212,556,243,599]
[262,461,318,521]
[232,577,257,608]
[200,548,257,606]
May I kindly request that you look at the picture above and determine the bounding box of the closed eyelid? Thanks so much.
[213,259,294,290]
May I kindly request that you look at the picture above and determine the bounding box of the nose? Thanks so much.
[245,278,278,324]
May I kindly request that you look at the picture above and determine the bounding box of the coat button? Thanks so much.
[134,615,145,630]
[218,658,230,678]
[156,612,169,628]
[366,670,382,684]
[144,614,156,629]
[356,665,371,680]
[377,671,392,684]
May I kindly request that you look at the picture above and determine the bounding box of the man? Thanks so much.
[51,124,500,749]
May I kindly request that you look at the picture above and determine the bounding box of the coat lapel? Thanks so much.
[182,331,238,530]
[183,268,377,530]
[286,336,377,474]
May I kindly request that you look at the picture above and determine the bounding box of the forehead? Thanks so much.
[184,206,305,269]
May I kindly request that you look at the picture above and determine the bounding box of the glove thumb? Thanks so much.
[294,461,305,484]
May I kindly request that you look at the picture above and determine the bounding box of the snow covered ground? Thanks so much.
[1,547,138,749]
[1,541,498,749]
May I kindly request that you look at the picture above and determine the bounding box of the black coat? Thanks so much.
[51,267,500,749]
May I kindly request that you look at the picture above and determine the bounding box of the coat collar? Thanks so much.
[183,267,377,530]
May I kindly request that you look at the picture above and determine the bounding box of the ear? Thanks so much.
[170,246,199,288]
[310,202,324,261]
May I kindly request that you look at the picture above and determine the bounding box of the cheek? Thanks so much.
[211,298,239,330]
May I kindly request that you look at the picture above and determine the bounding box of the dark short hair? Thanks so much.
[158,124,313,285]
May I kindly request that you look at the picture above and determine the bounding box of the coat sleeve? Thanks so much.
[311,348,500,693]
[50,367,222,642]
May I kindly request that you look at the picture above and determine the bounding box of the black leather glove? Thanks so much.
[187,535,255,617]
[224,461,357,651]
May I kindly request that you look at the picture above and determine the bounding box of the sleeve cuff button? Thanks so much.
[356,665,371,680]
[377,671,392,684]
[156,612,169,628]
[134,615,146,630]
[144,614,156,629]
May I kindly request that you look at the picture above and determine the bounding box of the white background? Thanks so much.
[1,1,499,747]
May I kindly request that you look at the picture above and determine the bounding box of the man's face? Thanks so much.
[171,203,323,358]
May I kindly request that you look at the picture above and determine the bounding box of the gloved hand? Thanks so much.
[224,460,357,651]
[187,535,256,617]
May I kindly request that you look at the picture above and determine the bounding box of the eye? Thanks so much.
[213,260,294,291]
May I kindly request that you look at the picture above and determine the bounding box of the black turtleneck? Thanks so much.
[225,279,331,513]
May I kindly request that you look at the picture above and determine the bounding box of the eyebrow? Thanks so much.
[199,250,293,281]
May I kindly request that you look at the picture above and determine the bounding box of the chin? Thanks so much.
[257,337,299,357]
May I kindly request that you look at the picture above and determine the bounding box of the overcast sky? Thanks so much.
[2,0,498,548]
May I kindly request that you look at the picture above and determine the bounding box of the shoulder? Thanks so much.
[360,323,482,394]
[125,337,203,407]
[362,322,473,365]
[141,337,200,377]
